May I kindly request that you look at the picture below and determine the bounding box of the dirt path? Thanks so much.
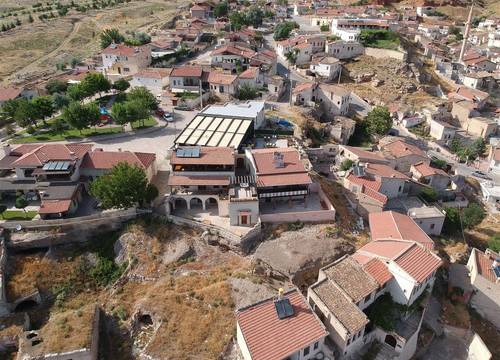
[8,19,82,81]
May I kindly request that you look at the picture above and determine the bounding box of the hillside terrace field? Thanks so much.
[0,0,185,82]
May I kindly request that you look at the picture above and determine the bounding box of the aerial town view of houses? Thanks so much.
[1,0,500,359]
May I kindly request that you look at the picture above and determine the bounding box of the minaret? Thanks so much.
[458,1,474,63]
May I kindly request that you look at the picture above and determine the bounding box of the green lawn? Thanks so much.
[0,210,38,220]
[11,117,157,144]
[370,39,400,50]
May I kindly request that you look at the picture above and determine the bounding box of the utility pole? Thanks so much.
[459,0,474,63]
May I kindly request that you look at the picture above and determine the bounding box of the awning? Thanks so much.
[168,175,230,186]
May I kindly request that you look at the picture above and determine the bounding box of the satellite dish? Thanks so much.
[16,224,22,231]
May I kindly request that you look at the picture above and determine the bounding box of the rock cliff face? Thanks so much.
[253,224,355,288]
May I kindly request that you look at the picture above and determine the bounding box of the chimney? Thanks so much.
[273,151,284,168]
[118,148,122,152]
[69,151,76,160]
[3,144,11,157]
[278,288,284,300]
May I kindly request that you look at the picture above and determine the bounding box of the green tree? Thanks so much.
[320,24,329,32]
[111,102,130,127]
[112,78,130,92]
[461,203,485,229]
[90,162,149,209]
[488,234,500,252]
[45,79,68,94]
[420,187,438,203]
[52,93,70,110]
[365,106,392,136]
[285,48,299,64]
[32,96,54,124]
[273,21,299,41]
[15,195,28,213]
[100,28,124,48]
[229,11,246,31]
[127,87,158,111]
[144,183,159,205]
[214,0,228,17]
[238,83,259,100]
[63,101,99,133]
[443,207,461,235]
[0,204,6,219]
[340,159,354,171]
[1,99,21,120]
[82,73,111,97]
[14,99,37,127]
[67,83,89,101]
[246,6,264,28]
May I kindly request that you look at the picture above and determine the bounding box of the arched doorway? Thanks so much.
[190,197,203,210]
[236,158,245,169]
[14,299,39,312]
[174,198,187,210]
[205,197,218,214]
[384,334,397,348]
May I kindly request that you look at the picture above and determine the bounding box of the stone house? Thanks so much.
[407,205,445,236]
[130,68,172,96]
[325,40,364,60]
[381,140,430,174]
[309,55,341,80]
[210,45,256,72]
[466,248,500,330]
[308,212,441,359]
[293,82,352,117]
[410,162,450,192]
[207,71,239,98]
[236,288,330,360]
[169,66,204,94]
[429,118,457,143]
[101,43,151,80]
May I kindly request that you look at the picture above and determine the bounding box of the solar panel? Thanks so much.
[494,266,500,278]
[42,163,50,170]
[55,162,64,170]
[353,166,365,177]
[176,147,201,158]
[274,298,294,319]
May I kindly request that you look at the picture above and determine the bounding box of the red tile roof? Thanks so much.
[358,240,414,260]
[365,163,409,179]
[395,243,442,283]
[383,140,427,159]
[236,289,327,360]
[239,67,259,79]
[369,211,434,249]
[0,87,22,102]
[170,65,203,78]
[207,71,238,85]
[102,43,148,56]
[361,186,388,205]
[211,44,256,59]
[340,145,388,163]
[170,147,234,166]
[39,199,72,214]
[251,148,311,188]
[347,173,382,192]
[411,161,447,177]
[292,82,316,95]
[362,258,393,286]
[454,86,489,102]
[168,175,230,186]
[81,150,155,170]
[12,144,93,167]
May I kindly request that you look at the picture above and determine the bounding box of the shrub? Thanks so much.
[320,24,329,32]
[488,234,500,252]
[461,203,485,229]
[340,159,354,171]
[420,187,438,203]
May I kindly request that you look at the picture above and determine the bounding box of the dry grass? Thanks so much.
[32,303,97,354]
[6,252,81,301]
[465,213,500,250]
[441,300,470,328]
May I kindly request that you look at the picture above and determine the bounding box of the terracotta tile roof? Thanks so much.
[311,279,368,335]
[411,161,447,177]
[395,243,442,283]
[383,140,427,159]
[256,172,312,188]
[473,248,499,283]
[0,87,22,102]
[168,175,230,186]
[358,240,414,260]
[81,150,155,170]
[39,199,72,214]
[252,148,305,175]
[12,144,93,167]
[102,43,148,56]
[463,56,492,66]
[365,163,409,179]
[347,173,382,192]
[236,289,328,360]
[323,256,378,302]
[454,86,489,102]
[170,65,203,78]
[239,67,259,79]
[211,45,256,59]
[207,71,238,85]
[340,145,388,163]
[134,68,172,79]
[369,211,435,249]
[351,252,372,265]
[292,82,316,95]
[362,258,393,286]
[170,147,234,165]
[361,186,388,205]
[294,42,310,50]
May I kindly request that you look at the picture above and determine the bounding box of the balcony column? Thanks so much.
[187,197,191,210]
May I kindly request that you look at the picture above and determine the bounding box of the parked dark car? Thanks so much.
[471,171,492,180]
[174,104,190,111]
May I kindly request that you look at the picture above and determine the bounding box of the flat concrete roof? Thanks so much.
[200,101,264,119]
[408,206,445,219]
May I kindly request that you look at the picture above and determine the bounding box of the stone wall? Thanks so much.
[0,239,8,316]
[364,47,407,61]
